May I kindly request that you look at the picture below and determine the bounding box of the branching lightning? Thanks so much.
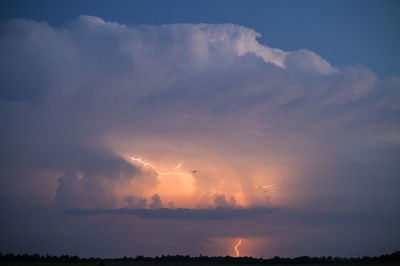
[128,156,187,175]
[128,156,159,173]
[234,239,242,257]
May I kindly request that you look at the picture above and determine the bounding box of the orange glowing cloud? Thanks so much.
[106,143,286,210]
[104,132,289,210]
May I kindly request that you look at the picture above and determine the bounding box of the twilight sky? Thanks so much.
[0,0,399,259]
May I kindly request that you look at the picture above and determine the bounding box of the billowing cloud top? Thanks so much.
[0,15,399,258]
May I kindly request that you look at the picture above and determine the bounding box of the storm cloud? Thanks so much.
[0,15,399,258]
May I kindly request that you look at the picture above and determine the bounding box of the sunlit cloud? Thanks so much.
[0,14,399,258]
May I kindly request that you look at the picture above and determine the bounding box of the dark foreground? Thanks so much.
[1,251,399,266]
[1,263,400,266]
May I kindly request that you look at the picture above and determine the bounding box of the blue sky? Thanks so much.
[0,0,399,258]
[1,0,399,78]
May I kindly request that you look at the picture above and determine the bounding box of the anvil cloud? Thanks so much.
[0,15,399,258]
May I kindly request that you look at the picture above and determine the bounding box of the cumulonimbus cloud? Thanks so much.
[0,15,398,210]
[0,15,399,257]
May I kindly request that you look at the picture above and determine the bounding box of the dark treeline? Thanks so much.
[0,250,399,264]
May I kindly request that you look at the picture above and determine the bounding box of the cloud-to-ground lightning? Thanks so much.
[234,239,242,257]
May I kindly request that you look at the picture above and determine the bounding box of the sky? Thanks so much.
[0,0,399,259]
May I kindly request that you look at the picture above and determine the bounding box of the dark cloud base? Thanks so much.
[66,207,280,220]
[65,207,384,227]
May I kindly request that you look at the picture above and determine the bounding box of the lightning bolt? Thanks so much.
[174,161,184,169]
[128,156,158,172]
[261,184,275,190]
[128,156,187,175]
[234,239,242,257]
